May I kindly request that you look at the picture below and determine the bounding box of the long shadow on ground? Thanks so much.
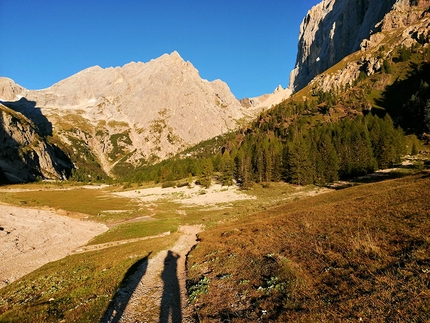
[100,253,151,323]
[330,164,429,190]
[159,250,182,323]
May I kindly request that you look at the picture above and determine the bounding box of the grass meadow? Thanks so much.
[186,171,430,322]
[0,166,429,322]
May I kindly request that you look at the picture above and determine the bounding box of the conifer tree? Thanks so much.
[198,159,213,188]
[270,137,284,182]
[315,131,339,184]
[220,152,235,186]
[349,119,377,175]
[285,135,314,185]
[235,148,252,189]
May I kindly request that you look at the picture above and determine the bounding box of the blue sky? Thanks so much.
[0,0,320,99]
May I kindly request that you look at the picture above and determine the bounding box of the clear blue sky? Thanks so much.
[0,0,320,99]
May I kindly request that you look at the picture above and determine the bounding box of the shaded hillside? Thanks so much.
[378,61,430,134]
[187,172,430,322]
[0,103,72,183]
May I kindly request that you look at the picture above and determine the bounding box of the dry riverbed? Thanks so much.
[0,203,108,289]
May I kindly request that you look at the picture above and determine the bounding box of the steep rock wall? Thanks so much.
[302,1,430,93]
[288,0,428,92]
[0,104,72,183]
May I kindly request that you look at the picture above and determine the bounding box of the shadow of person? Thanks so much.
[99,253,151,323]
[159,250,182,323]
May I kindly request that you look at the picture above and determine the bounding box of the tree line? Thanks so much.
[126,112,405,188]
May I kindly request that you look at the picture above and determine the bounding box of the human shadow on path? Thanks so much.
[159,250,182,323]
[100,253,151,323]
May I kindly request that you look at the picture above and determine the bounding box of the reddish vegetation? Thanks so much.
[187,172,430,322]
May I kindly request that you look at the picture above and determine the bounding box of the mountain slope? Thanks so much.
[0,103,72,183]
[289,0,429,92]
[131,0,430,189]
[1,52,263,179]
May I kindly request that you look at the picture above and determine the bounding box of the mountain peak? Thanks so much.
[169,50,183,60]
[274,85,284,93]
[4,51,261,177]
[155,50,185,64]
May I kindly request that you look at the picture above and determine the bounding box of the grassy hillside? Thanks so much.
[186,171,430,322]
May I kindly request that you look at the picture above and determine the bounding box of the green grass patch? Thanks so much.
[0,187,138,220]
[0,235,177,323]
[89,219,179,245]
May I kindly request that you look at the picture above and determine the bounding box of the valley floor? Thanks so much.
[0,183,256,290]
[0,160,425,321]
[0,203,108,289]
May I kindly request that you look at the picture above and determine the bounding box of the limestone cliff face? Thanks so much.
[0,78,26,101]
[0,104,72,183]
[289,0,429,92]
[302,1,430,93]
[1,52,262,177]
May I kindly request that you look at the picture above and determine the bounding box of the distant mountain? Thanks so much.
[240,85,292,110]
[289,0,430,92]
[0,52,270,180]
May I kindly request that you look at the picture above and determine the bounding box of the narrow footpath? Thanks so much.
[100,225,201,323]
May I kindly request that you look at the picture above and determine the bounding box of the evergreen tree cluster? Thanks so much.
[380,62,430,134]
[127,113,405,188]
[233,113,404,187]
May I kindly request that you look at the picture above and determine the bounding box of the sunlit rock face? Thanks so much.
[0,52,268,177]
[288,0,430,92]
[289,0,430,93]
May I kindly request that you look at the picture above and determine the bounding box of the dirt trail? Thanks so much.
[100,225,201,323]
[72,231,171,254]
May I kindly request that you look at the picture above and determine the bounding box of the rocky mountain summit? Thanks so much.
[240,85,292,110]
[0,52,267,180]
[289,0,430,92]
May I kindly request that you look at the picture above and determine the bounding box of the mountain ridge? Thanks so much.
[1,51,283,180]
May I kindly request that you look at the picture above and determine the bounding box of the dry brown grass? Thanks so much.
[187,172,430,322]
